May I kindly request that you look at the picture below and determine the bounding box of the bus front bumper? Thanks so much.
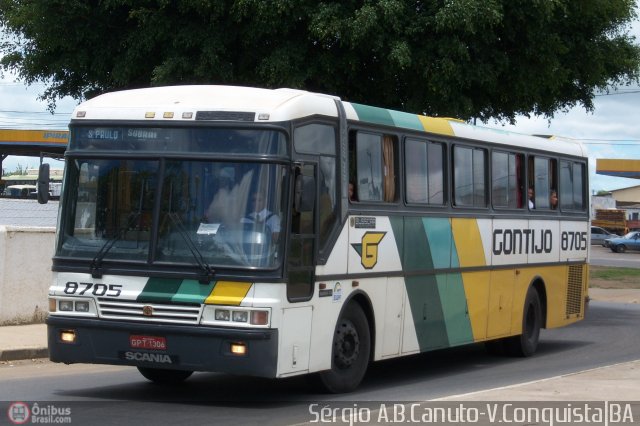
[46,316,278,378]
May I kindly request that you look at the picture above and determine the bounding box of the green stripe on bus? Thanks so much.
[350,103,395,127]
[137,278,183,303]
[403,217,434,271]
[171,279,215,304]
[388,110,424,131]
[405,275,449,351]
[437,273,474,345]
[422,217,455,269]
[389,216,404,262]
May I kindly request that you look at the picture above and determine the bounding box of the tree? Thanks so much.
[7,163,26,176]
[1,0,639,122]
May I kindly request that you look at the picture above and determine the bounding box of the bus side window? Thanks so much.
[529,156,557,210]
[288,164,315,301]
[319,156,337,249]
[292,122,338,254]
[560,161,585,211]
[453,145,487,207]
[405,138,445,205]
[350,131,397,203]
[491,151,524,209]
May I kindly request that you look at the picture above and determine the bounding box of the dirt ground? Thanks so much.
[589,287,640,303]
[588,265,640,303]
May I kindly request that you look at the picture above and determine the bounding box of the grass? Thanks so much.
[590,266,640,289]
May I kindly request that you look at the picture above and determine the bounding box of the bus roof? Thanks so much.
[73,85,585,157]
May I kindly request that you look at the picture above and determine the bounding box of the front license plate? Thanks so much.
[129,335,167,350]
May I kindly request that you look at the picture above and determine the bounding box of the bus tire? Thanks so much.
[137,367,193,384]
[318,302,371,393]
[506,286,542,357]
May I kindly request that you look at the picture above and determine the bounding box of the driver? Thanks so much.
[241,192,281,241]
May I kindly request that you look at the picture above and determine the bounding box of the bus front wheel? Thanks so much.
[318,302,371,393]
[137,367,193,384]
[506,286,542,357]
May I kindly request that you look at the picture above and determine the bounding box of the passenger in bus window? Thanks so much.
[349,182,357,202]
[550,189,558,210]
[528,187,535,209]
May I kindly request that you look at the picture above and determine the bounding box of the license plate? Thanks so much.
[129,335,167,350]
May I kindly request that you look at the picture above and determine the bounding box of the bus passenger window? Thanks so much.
[453,146,486,207]
[351,132,397,203]
[405,138,444,204]
[529,156,557,210]
[560,161,585,210]
[492,151,523,209]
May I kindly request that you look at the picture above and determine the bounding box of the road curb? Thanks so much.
[0,347,49,362]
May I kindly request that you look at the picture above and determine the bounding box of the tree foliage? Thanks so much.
[1,0,639,121]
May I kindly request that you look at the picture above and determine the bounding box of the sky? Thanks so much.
[1,21,640,193]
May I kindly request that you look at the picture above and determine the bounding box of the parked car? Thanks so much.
[608,231,640,253]
[590,226,618,247]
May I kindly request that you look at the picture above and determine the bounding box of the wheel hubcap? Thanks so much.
[334,319,360,369]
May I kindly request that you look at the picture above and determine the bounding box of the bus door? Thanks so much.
[280,163,316,375]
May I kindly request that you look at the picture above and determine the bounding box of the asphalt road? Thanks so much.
[590,244,640,268]
[0,301,638,425]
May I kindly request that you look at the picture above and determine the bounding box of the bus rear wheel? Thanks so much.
[137,367,193,384]
[506,286,542,357]
[318,302,371,393]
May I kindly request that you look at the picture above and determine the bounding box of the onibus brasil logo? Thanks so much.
[351,232,386,269]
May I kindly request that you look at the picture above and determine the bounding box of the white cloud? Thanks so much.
[0,62,76,172]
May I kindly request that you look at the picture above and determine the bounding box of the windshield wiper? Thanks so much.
[90,212,140,278]
[166,212,215,284]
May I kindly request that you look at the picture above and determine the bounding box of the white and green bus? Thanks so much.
[44,86,588,392]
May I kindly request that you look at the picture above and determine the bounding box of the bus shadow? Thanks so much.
[55,337,593,405]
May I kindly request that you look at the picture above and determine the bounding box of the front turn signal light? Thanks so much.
[250,310,269,325]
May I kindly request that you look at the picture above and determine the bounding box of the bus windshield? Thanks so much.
[58,158,288,269]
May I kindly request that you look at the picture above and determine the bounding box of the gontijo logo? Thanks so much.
[351,232,386,269]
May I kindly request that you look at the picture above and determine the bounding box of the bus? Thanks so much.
[4,184,37,198]
[43,85,589,392]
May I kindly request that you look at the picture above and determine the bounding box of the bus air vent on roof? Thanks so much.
[195,111,256,121]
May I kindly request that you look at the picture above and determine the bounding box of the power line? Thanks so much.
[0,109,72,115]
[594,90,640,97]
[579,140,640,145]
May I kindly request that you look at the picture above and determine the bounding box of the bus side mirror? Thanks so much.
[37,163,50,205]
[294,171,315,214]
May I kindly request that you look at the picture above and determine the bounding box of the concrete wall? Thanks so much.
[0,226,55,325]
[611,185,640,203]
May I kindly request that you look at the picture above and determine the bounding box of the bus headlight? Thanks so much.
[232,311,249,323]
[59,300,74,311]
[50,298,97,317]
[75,301,90,312]
[215,309,230,321]
[202,306,270,327]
